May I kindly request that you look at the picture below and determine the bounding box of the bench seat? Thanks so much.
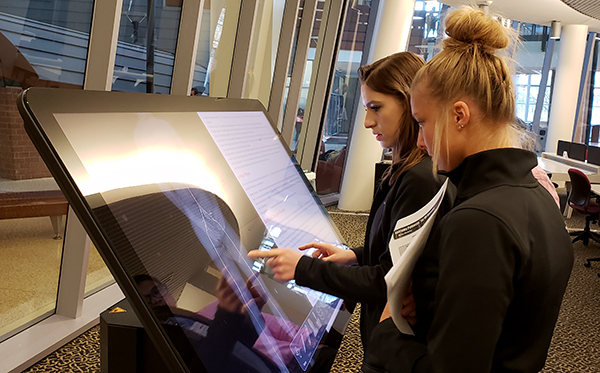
[0,190,68,239]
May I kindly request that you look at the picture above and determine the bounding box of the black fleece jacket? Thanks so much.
[294,156,452,349]
[362,148,574,373]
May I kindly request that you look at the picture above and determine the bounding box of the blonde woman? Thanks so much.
[363,7,573,373]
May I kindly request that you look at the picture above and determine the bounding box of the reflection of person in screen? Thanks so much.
[99,182,295,370]
[248,52,454,352]
[136,273,281,373]
[135,273,332,373]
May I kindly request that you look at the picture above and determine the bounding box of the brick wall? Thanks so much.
[0,86,51,180]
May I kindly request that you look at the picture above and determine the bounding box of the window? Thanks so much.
[112,0,182,94]
[191,1,241,98]
[314,0,373,196]
[0,0,95,342]
[515,72,552,124]
[408,0,447,62]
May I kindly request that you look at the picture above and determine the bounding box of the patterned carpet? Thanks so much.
[22,209,600,372]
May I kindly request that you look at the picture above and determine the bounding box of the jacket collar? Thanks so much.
[442,148,539,205]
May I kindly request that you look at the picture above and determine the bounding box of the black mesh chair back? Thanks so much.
[568,168,592,210]
[567,168,600,251]
[568,169,600,271]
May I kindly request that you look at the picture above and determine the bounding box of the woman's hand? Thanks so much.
[216,275,244,313]
[247,249,303,281]
[245,273,266,312]
[401,292,417,326]
[298,242,358,265]
[379,289,417,326]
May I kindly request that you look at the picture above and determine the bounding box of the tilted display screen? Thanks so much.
[18,88,351,373]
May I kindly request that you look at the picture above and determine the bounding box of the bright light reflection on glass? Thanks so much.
[82,149,223,199]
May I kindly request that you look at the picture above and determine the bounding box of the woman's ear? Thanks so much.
[452,101,470,129]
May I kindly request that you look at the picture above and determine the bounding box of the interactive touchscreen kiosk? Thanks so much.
[18,88,351,373]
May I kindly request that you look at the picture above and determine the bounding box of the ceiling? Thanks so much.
[440,0,600,33]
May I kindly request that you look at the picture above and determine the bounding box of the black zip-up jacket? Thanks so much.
[362,148,574,373]
[295,156,453,349]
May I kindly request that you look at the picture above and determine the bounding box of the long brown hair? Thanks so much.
[358,52,427,185]
[412,6,518,171]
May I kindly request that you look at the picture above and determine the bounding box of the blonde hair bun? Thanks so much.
[443,6,509,54]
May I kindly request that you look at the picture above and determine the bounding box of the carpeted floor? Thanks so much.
[22,208,600,372]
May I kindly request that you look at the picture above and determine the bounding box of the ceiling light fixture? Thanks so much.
[479,1,493,16]
[550,20,561,39]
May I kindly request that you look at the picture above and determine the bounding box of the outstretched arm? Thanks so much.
[247,248,303,281]
[298,242,358,265]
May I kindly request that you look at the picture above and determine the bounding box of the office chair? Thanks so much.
[567,169,600,273]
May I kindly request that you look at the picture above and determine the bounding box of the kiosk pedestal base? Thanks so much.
[100,299,169,373]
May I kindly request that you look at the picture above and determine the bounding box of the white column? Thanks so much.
[209,0,242,97]
[338,0,415,211]
[545,24,589,153]
[83,0,123,91]
[56,207,91,319]
[170,0,205,95]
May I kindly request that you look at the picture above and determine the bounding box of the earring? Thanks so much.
[458,124,465,129]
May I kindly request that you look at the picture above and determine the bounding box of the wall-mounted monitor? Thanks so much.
[18,88,351,373]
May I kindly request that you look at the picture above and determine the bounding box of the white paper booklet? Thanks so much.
[384,179,449,335]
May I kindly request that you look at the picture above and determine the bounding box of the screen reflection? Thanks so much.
[51,110,345,372]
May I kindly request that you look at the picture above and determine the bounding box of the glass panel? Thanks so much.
[191,0,241,98]
[517,74,528,85]
[516,103,526,121]
[0,1,92,88]
[527,86,539,122]
[407,0,446,62]
[0,0,94,340]
[279,0,305,132]
[85,243,114,295]
[112,0,182,94]
[314,0,372,196]
[541,73,551,123]
[592,88,600,125]
[0,216,63,340]
[516,85,527,104]
[290,1,323,152]
[590,62,600,143]
[242,0,287,108]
